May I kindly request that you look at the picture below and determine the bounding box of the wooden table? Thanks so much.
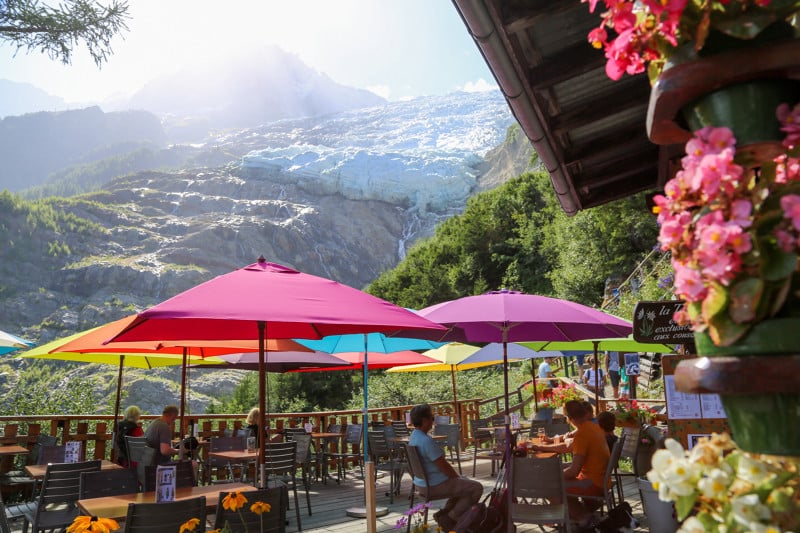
[310,432,343,483]
[78,482,256,519]
[25,459,122,479]
[0,445,29,457]
[207,449,256,462]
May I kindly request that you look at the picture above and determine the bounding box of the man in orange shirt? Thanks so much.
[530,400,610,525]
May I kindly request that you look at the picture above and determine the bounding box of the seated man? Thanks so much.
[530,400,610,526]
[409,403,483,532]
[144,404,181,464]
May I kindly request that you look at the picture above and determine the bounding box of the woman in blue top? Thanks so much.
[408,403,483,532]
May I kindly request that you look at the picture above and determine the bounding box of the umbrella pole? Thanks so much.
[111,356,124,462]
[258,321,266,488]
[594,341,600,409]
[450,366,459,423]
[531,363,539,412]
[364,334,377,533]
[180,347,188,438]
[502,329,513,530]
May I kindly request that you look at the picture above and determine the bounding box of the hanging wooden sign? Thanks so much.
[633,300,694,344]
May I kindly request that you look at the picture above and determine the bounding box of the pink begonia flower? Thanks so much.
[775,155,800,184]
[725,224,751,255]
[700,253,740,285]
[729,200,753,228]
[588,27,608,48]
[604,29,645,80]
[673,263,707,302]
[777,103,800,148]
[780,194,800,231]
[706,127,737,152]
[775,230,795,253]
[659,212,690,250]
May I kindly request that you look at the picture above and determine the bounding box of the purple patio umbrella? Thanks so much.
[192,350,349,372]
[417,289,632,508]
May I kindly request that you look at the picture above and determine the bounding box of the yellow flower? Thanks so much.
[250,501,271,515]
[222,490,248,512]
[67,516,120,533]
[179,518,201,533]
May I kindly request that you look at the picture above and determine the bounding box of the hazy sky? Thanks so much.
[1,0,498,104]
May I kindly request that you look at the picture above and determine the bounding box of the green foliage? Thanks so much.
[0,369,99,416]
[0,0,130,67]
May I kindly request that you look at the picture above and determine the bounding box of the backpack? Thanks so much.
[453,502,488,533]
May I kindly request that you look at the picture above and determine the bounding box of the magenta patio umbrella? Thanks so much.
[105,257,445,503]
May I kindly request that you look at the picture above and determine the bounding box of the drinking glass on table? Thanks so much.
[247,436,256,452]
[537,427,545,442]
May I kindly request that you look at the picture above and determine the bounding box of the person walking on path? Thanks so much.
[408,403,483,532]
[605,352,621,398]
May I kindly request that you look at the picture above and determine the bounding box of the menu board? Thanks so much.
[64,441,81,463]
[662,355,730,449]
[155,465,177,502]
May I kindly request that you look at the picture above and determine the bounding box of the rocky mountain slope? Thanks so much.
[0,90,533,414]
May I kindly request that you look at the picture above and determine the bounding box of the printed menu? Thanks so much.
[155,465,177,503]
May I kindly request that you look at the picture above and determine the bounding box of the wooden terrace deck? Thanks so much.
[5,453,650,532]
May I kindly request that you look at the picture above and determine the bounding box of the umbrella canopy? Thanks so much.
[417,289,632,510]
[192,350,349,372]
[102,257,445,501]
[0,329,34,355]
[291,350,438,372]
[294,332,444,353]
[107,260,442,343]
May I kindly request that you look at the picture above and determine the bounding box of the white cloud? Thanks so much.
[367,85,391,99]
[462,78,497,93]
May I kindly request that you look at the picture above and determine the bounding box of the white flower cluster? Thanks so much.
[646,433,799,532]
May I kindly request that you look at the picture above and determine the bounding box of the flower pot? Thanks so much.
[647,35,800,167]
[638,478,679,533]
[675,318,800,456]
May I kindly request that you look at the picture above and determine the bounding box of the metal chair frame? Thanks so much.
[510,455,571,533]
[123,496,205,533]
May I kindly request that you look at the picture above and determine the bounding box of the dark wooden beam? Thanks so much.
[566,135,654,169]
[550,82,651,132]
[524,42,605,89]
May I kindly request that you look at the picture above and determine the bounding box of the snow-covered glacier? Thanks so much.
[239,90,514,212]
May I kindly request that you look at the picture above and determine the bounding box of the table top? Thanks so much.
[311,432,343,439]
[0,445,29,456]
[25,459,122,479]
[78,482,256,519]
[208,449,256,461]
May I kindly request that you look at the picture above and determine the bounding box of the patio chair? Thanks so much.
[262,440,307,530]
[213,487,288,533]
[124,435,148,470]
[367,430,406,504]
[510,455,571,533]
[291,433,313,508]
[284,427,307,442]
[0,434,57,499]
[526,419,547,438]
[142,461,196,492]
[21,460,101,533]
[78,468,139,499]
[327,424,362,482]
[470,418,494,477]
[206,435,247,484]
[473,426,505,477]
[390,420,410,439]
[614,426,641,502]
[124,496,205,533]
[35,445,65,465]
[433,423,462,475]
[402,444,438,533]
[316,423,343,484]
[434,415,451,426]
[581,432,626,515]
[545,422,572,438]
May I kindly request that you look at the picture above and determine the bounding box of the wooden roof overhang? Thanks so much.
[453,0,683,214]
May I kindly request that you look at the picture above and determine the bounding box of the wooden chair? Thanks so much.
[142,461,196,492]
[510,455,571,533]
[402,444,438,533]
[79,468,139,499]
[262,440,306,530]
[213,487,288,533]
[124,496,206,533]
[433,423,462,475]
[21,460,101,533]
[581,433,627,515]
